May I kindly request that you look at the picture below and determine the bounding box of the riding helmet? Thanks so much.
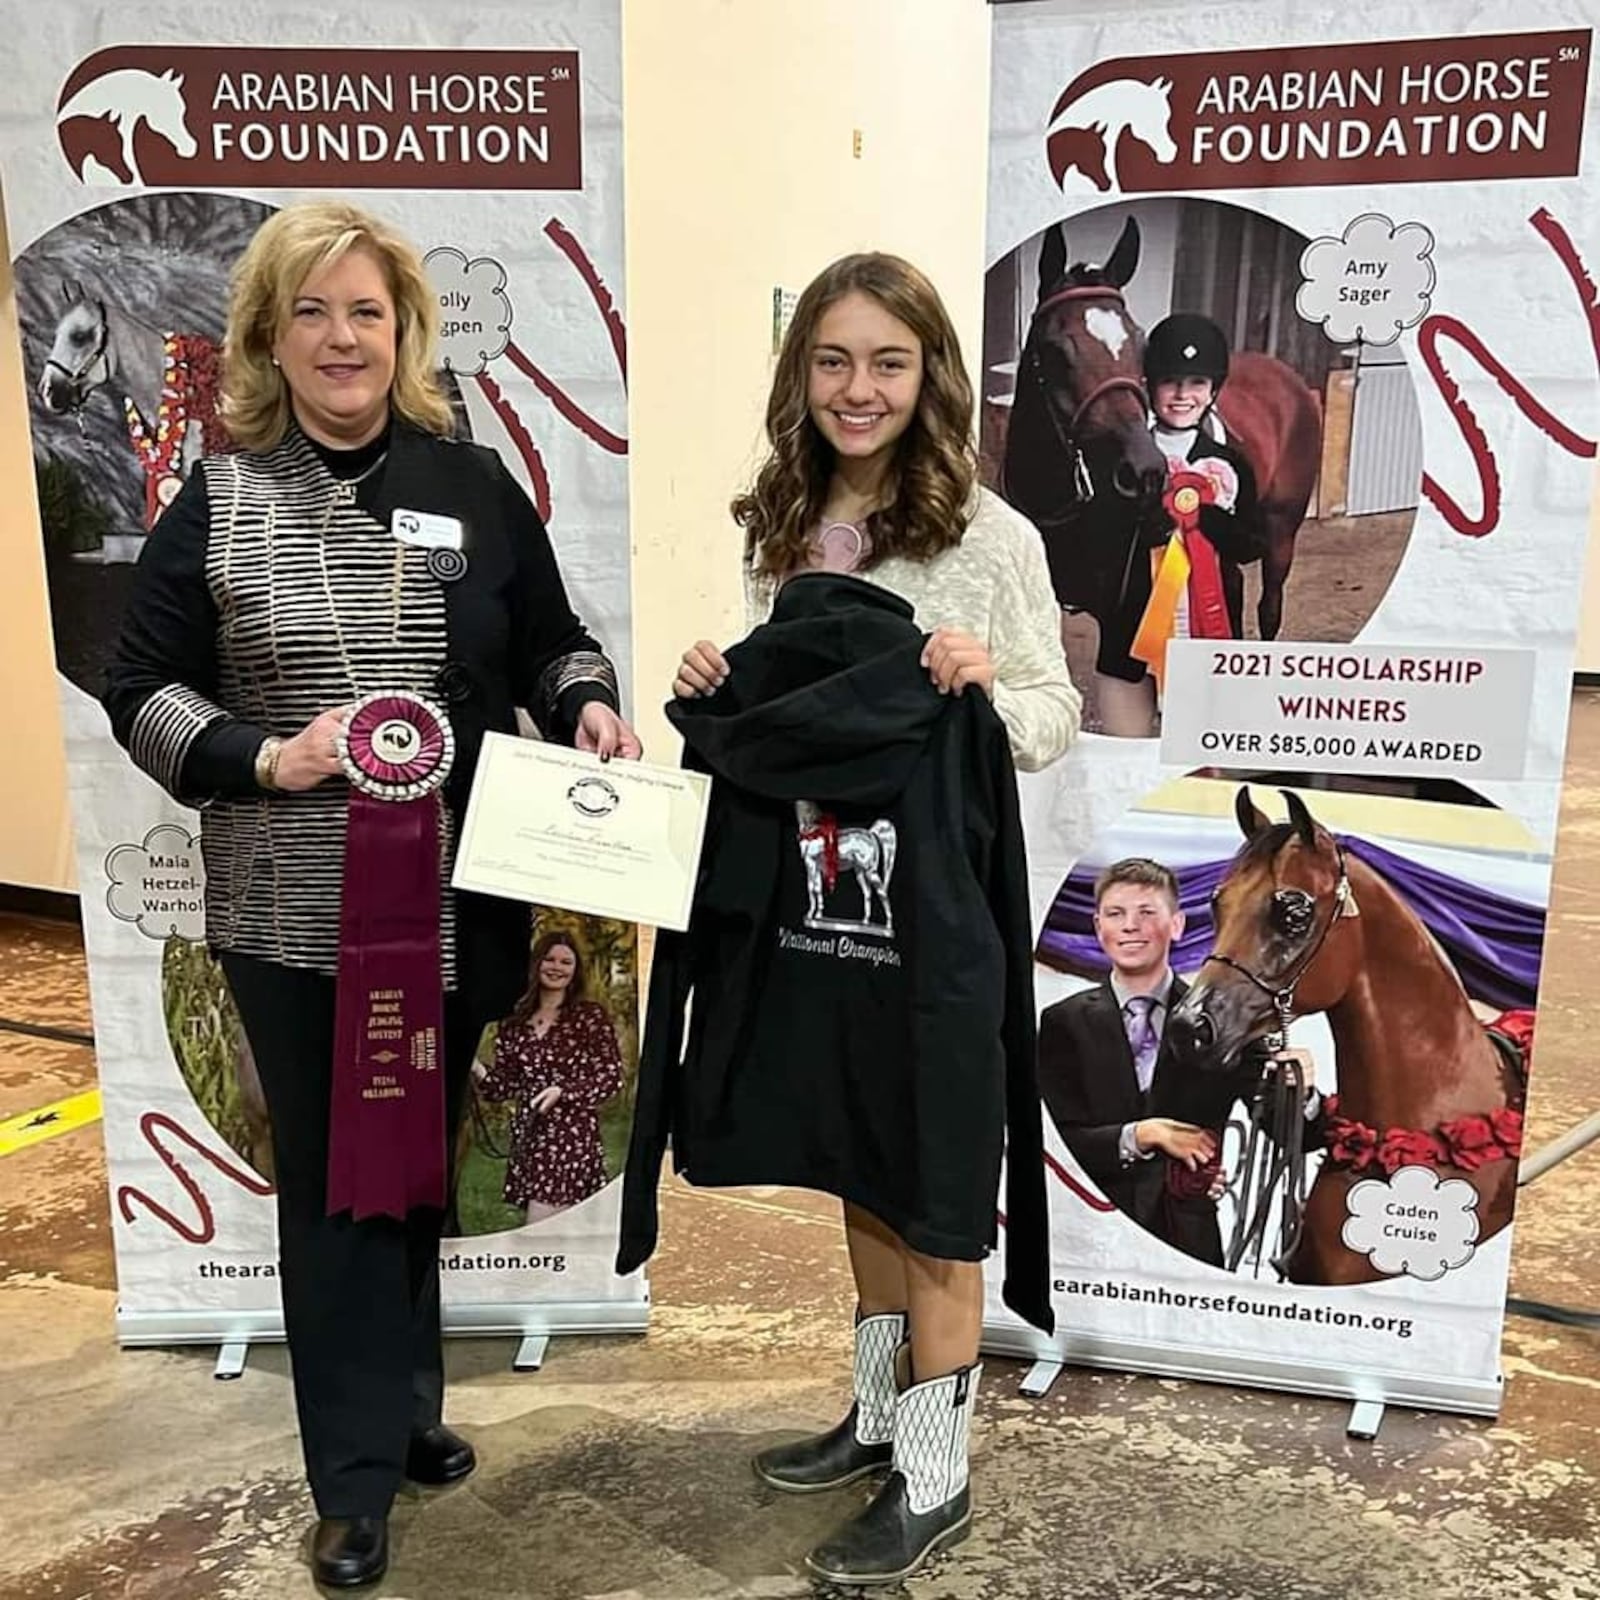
[1143,313,1230,389]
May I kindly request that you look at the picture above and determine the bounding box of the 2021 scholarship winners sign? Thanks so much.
[1,0,644,1347]
[983,0,1596,1415]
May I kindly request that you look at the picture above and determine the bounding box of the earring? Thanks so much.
[271,356,281,367]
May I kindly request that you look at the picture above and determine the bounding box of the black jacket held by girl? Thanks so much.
[617,573,1053,1334]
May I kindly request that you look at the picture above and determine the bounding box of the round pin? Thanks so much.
[435,662,475,706]
[428,547,468,584]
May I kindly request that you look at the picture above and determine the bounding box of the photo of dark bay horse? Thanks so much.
[1002,215,1320,641]
[983,199,1420,734]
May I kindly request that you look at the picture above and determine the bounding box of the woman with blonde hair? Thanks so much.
[659,252,1081,1585]
[103,200,639,1587]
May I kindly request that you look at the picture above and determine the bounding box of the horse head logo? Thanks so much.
[57,65,197,187]
[1046,75,1177,195]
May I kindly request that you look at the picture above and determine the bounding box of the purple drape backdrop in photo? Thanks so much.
[1037,836,1543,1011]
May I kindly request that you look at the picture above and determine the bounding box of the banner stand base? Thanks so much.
[214,1341,249,1381]
[1020,1357,1065,1397]
[117,1299,651,1360]
[982,1322,1503,1418]
[1347,1399,1385,1439]
[513,1334,549,1371]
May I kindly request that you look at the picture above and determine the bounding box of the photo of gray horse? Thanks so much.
[15,193,273,692]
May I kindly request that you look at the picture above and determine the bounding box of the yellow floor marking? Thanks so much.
[0,1088,102,1158]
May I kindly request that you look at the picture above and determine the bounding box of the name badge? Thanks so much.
[392,509,464,551]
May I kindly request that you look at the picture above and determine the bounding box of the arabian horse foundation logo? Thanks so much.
[54,46,583,191]
[1043,31,1588,195]
[794,801,897,939]
[1047,75,1176,194]
[58,64,197,186]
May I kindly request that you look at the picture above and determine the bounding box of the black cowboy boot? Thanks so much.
[804,1360,980,1587]
[752,1310,905,1492]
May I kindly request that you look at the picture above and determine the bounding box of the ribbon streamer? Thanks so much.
[328,692,455,1221]
[1129,469,1214,693]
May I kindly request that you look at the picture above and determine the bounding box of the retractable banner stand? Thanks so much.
[1,0,644,1349]
[982,0,1596,1415]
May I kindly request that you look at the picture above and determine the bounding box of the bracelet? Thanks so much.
[254,736,283,791]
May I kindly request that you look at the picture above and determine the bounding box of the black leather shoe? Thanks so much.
[804,1473,971,1587]
[405,1423,477,1485]
[752,1405,892,1493]
[312,1516,388,1588]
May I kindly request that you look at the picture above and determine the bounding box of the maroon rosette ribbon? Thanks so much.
[328,692,455,1221]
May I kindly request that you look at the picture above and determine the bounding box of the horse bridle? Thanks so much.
[1014,284,1149,526]
[1224,1051,1313,1279]
[1202,840,1355,1043]
[43,299,111,415]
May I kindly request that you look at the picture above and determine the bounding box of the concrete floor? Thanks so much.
[3,705,1600,1598]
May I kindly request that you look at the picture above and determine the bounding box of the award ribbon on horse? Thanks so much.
[328,691,455,1221]
[1129,467,1232,692]
[121,332,227,528]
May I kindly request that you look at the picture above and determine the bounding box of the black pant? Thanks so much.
[221,952,480,1517]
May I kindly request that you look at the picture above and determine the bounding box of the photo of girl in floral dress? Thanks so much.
[473,931,625,1224]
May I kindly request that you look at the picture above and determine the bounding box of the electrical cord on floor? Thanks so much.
[1505,1296,1600,1330]
[0,1017,94,1047]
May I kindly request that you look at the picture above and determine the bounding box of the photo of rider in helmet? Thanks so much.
[1095,312,1268,738]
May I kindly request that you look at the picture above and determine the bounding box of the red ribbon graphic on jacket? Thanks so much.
[798,813,842,892]
[328,692,454,1221]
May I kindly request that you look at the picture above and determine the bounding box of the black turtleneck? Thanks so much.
[305,421,392,504]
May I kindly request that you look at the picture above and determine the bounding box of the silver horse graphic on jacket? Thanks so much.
[794,801,897,937]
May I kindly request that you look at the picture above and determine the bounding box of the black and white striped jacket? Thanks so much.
[103,420,619,1023]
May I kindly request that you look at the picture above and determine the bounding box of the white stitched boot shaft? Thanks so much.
[851,1312,908,1447]
[892,1361,981,1514]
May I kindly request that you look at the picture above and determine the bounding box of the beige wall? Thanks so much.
[0,0,994,893]
[1579,458,1600,674]
[0,197,75,893]
[622,0,993,756]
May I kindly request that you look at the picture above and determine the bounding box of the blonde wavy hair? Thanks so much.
[221,200,453,450]
[735,253,978,577]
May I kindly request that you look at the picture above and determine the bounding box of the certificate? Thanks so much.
[451,734,711,931]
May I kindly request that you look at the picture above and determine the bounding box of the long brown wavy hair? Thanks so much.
[734,253,979,578]
[510,931,588,1025]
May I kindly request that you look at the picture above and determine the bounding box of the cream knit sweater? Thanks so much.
[745,487,1082,773]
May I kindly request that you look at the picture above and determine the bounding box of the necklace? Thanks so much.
[328,449,390,506]
[810,519,867,570]
[314,449,404,696]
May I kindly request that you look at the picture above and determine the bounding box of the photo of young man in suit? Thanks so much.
[1038,857,1325,1267]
